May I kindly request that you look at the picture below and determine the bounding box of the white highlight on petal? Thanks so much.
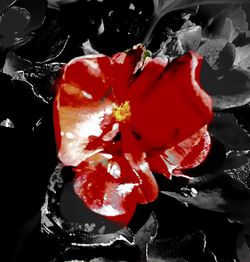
[82,90,93,99]
[160,155,177,176]
[59,105,112,166]
[103,123,119,141]
[84,59,99,71]
[117,183,136,197]
[107,161,121,179]
[92,204,122,216]
[139,161,150,173]
[66,132,74,139]
[101,153,113,160]
[75,108,111,139]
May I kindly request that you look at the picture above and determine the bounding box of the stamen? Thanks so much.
[113,101,131,122]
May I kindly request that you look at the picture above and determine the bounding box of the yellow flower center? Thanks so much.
[113,101,131,122]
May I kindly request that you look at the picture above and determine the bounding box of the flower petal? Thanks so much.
[129,56,167,104]
[164,126,211,170]
[148,127,211,178]
[178,128,211,170]
[118,123,159,203]
[54,55,114,166]
[130,52,213,153]
[73,154,143,225]
[111,44,146,103]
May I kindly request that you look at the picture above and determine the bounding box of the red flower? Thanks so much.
[53,45,213,225]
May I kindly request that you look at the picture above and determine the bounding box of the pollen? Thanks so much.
[113,101,131,122]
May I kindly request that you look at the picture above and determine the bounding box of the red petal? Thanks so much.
[147,154,172,179]
[111,44,146,103]
[178,128,211,169]
[62,55,114,101]
[129,56,167,104]
[130,52,213,153]
[73,154,143,225]
[148,126,211,178]
[163,126,210,168]
[54,55,114,166]
[119,124,159,203]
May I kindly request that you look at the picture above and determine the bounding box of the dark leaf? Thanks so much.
[14,0,47,36]
[13,62,65,102]
[0,6,30,49]
[161,184,250,224]
[208,113,250,151]
[148,231,218,262]
[203,5,248,41]
[233,106,250,134]
[153,0,250,18]
[176,25,202,51]
[217,41,236,73]
[134,213,158,261]
[224,150,250,191]
[0,6,30,35]
[220,18,235,42]
[3,51,32,76]
[237,231,250,262]
[0,72,47,130]
[227,5,249,32]
[198,39,228,70]
[0,0,17,14]
[47,0,80,9]
[198,39,236,75]
[42,164,136,248]
[235,44,250,70]
[14,10,70,63]
[201,64,250,110]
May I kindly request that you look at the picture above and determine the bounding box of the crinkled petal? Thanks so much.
[148,126,211,178]
[164,126,211,169]
[177,128,211,169]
